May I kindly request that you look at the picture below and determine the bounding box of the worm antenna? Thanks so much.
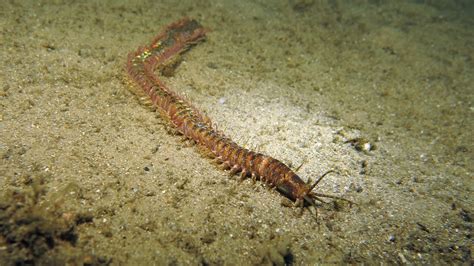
[309,170,335,192]
[312,192,354,205]
[294,161,305,172]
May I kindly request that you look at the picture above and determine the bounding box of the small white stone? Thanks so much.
[362,142,371,151]
[388,235,395,242]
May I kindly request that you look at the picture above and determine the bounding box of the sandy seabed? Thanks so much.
[1,0,472,264]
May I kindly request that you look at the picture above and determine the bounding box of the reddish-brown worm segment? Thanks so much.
[125,18,351,210]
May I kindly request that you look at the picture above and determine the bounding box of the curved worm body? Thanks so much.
[125,18,344,208]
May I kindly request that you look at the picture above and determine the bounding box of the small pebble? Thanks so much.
[388,235,396,242]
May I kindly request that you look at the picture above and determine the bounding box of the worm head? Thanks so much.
[276,172,316,206]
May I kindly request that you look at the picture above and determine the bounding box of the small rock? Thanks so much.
[388,235,396,242]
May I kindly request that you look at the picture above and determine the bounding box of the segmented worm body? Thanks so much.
[126,18,345,208]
